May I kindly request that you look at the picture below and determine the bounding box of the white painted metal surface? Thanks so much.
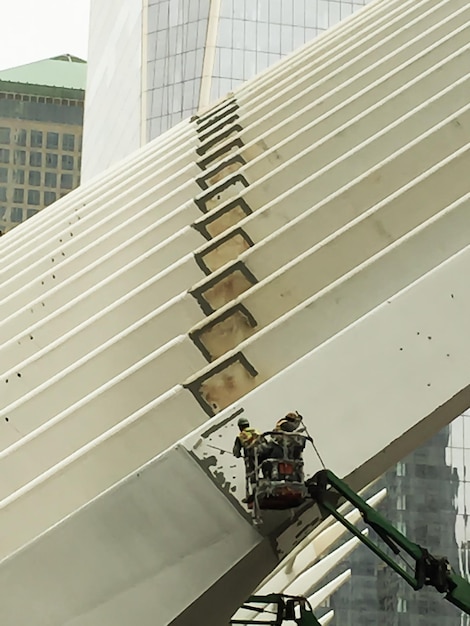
[0,0,468,624]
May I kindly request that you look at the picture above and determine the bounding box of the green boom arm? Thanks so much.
[308,469,470,614]
[231,594,322,625]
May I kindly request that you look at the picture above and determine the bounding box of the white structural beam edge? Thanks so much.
[0,0,392,262]
[2,23,465,345]
[0,0,382,251]
[0,158,468,493]
[2,96,468,397]
[0,0,468,623]
[181,193,470,413]
[234,534,366,622]
[4,54,468,370]
[0,241,470,626]
[0,90,467,373]
[0,153,468,496]
[0,0,464,296]
[0,117,193,255]
[307,571,352,611]
[319,612,334,626]
[1,26,468,346]
[7,0,377,246]
[256,490,386,594]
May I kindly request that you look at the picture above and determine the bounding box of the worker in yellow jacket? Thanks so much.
[233,417,261,459]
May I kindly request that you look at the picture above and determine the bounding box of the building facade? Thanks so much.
[82,0,371,180]
[0,55,85,234]
[330,427,461,626]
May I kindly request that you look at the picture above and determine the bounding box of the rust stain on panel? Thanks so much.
[196,310,257,360]
[204,205,251,238]
[201,233,251,272]
[199,360,258,413]
[204,178,248,213]
[242,140,268,161]
[200,269,254,311]
[204,160,244,187]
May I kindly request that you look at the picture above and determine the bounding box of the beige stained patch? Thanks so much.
[203,159,244,187]
[199,267,255,311]
[202,176,248,213]
[203,204,251,238]
[242,141,267,161]
[197,359,258,413]
[201,233,252,272]
[194,309,257,361]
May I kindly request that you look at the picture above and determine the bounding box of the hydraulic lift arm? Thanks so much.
[231,594,322,625]
[308,469,470,615]
[232,468,470,625]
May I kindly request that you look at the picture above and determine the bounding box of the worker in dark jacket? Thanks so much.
[274,411,306,460]
[275,411,303,433]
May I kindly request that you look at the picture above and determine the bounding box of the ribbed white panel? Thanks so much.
[0,0,468,624]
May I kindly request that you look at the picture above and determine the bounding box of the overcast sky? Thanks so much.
[1,0,91,71]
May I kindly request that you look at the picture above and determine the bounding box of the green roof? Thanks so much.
[0,55,86,91]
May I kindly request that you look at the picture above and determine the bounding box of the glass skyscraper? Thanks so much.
[82,0,371,179]
[145,0,365,138]
[330,427,462,626]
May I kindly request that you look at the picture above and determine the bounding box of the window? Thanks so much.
[30,151,42,167]
[62,133,75,151]
[60,174,73,189]
[15,129,27,146]
[26,208,38,219]
[13,169,25,184]
[28,171,41,186]
[0,187,6,201]
[30,130,43,147]
[61,154,74,170]
[396,461,406,477]
[46,153,58,168]
[14,150,25,165]
[10,207,23,223]
[27,190,40,205]
[0,167,7,182]
[44,172,57,188]
[397,597,408,613]
[46,132,59,149]
[0,148,10,163]
[44,191,56,206]
[13,188,24,203]
[396,520,407,535]
[396,494,406,510]
[0,127,10,144]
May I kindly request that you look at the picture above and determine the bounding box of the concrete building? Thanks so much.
[0,54,86,233]
[82,0,371,180]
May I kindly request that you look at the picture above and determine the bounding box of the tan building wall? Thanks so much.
[0,116,82,233]
[0,56,85,234]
